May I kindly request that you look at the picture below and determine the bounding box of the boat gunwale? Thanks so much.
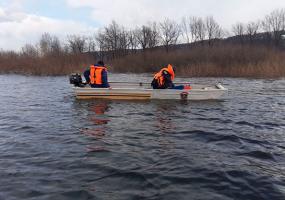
[73,87,228,92]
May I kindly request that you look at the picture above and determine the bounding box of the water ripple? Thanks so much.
[0,75,285,200]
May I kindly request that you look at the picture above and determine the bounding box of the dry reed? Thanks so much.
[0,44,284,77]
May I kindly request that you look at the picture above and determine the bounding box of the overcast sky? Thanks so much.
[1,0,285,51]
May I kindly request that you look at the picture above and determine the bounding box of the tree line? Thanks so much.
[0,8,285,76]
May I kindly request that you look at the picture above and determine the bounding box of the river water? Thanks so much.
[0,74,285,200]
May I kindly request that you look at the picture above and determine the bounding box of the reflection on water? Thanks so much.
[154,103,175,134]
[79,101,110,152]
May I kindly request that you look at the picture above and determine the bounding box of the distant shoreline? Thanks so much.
[1,44,285,78]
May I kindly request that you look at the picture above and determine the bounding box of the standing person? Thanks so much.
[84,61,110,88]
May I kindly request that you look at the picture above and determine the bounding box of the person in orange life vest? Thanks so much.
[151,64,191,90]
[151,64,175,89]
[83,61,110,88]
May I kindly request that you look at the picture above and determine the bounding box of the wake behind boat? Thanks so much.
[69,74,227,100]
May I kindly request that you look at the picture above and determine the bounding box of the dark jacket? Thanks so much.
[151,70,175,89]
[84,65,110,88]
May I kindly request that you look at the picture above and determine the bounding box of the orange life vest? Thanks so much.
[153,64,175,87]
[90,65,107,85]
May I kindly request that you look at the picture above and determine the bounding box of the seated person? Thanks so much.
[151,64,176,89]
[151,64,191,90]
[84,61,110,88]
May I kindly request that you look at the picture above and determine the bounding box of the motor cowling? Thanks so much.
[69,73,83,87]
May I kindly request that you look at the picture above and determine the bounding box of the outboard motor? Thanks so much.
[69,73,83,87]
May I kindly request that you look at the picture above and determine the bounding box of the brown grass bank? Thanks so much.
[0,52,94,76]
[109,44,285,78]
[0,44,285,77]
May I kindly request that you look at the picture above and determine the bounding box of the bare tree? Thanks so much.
[21,44,39,58]
[205,16,222,46]
[232,22,246,44]
[159,18,181,52]
[232,22,245,36]
[118,27,130,56]
[95,31,107,60]
[186,17,206,43]
[128,30,138,52]
[262,9,285,45]
[86,35,96,53]
[196,17,206,43]
[39,33,52,56]
[67,35,87,54]
[94,21,128,59]
[104,21,120,57]
[135,25,151,51]
[189,16,199,42]
[181,16,191,43]
[39,33,62,56]
[51,36,62,56]
[246,21,260,44]
[148,22,160,48]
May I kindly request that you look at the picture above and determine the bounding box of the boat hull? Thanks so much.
[73,83,227,100]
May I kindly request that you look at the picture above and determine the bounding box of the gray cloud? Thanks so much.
[0,6,97,50]
[66,0,285,28]
[2,0,285,50]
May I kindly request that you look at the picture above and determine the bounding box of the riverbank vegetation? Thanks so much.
[0,8,285,77]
